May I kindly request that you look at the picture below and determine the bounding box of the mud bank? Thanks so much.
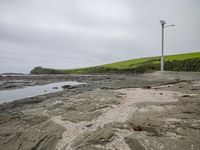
[0,71,200,150]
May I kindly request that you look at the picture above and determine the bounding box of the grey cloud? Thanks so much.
[0,0,200,73]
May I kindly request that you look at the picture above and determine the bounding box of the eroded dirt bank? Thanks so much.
[0,72,200,150]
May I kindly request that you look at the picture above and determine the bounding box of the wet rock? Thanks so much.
[59,93,120,122]
[4,85,17,89]
[52,87,58,89]
[142,126,163,137]
[190,86,200,90]
[62,110,102,122]
[175,79,181,82]
[85,123,92,127]
[62,85,77,89]
[125,116,163,136]
[130,124,163,136]
[106,122,132,130]
[76,145,108,150]
[1,72,200,149]
[0,114,65,150]
[182,94,191,97]
[142,86,152,89]
[125,135,146,150]
[71,127,115,149]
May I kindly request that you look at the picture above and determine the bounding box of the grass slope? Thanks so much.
[30,52,200,74]
[103,52,200,69]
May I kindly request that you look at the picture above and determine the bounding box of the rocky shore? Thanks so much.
[0,71,200,150]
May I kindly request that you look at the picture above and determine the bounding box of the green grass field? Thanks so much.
[103,52,200,69]
[30,52,200,74]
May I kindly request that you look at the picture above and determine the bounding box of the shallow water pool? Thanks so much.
[0,81,83,103]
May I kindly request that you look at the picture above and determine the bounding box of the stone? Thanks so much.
[125,135,146,150]
[71,127,115,149]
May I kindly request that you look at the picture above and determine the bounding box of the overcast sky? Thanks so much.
[0,0,199,73]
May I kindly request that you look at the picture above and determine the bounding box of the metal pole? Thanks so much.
[159,20,174,72]
[161,24,164,71]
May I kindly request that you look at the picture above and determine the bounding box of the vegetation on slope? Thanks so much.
[30,52,200,74]
[103,52,200,69]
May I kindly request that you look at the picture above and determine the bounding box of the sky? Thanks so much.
[0,0,200,73]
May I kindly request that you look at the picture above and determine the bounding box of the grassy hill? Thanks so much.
[103,52,200,69]
[30,52,200,74]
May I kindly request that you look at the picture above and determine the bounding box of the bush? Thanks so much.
[30,58,200,74]
[30,66,57,74]
[165,58,200,71]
